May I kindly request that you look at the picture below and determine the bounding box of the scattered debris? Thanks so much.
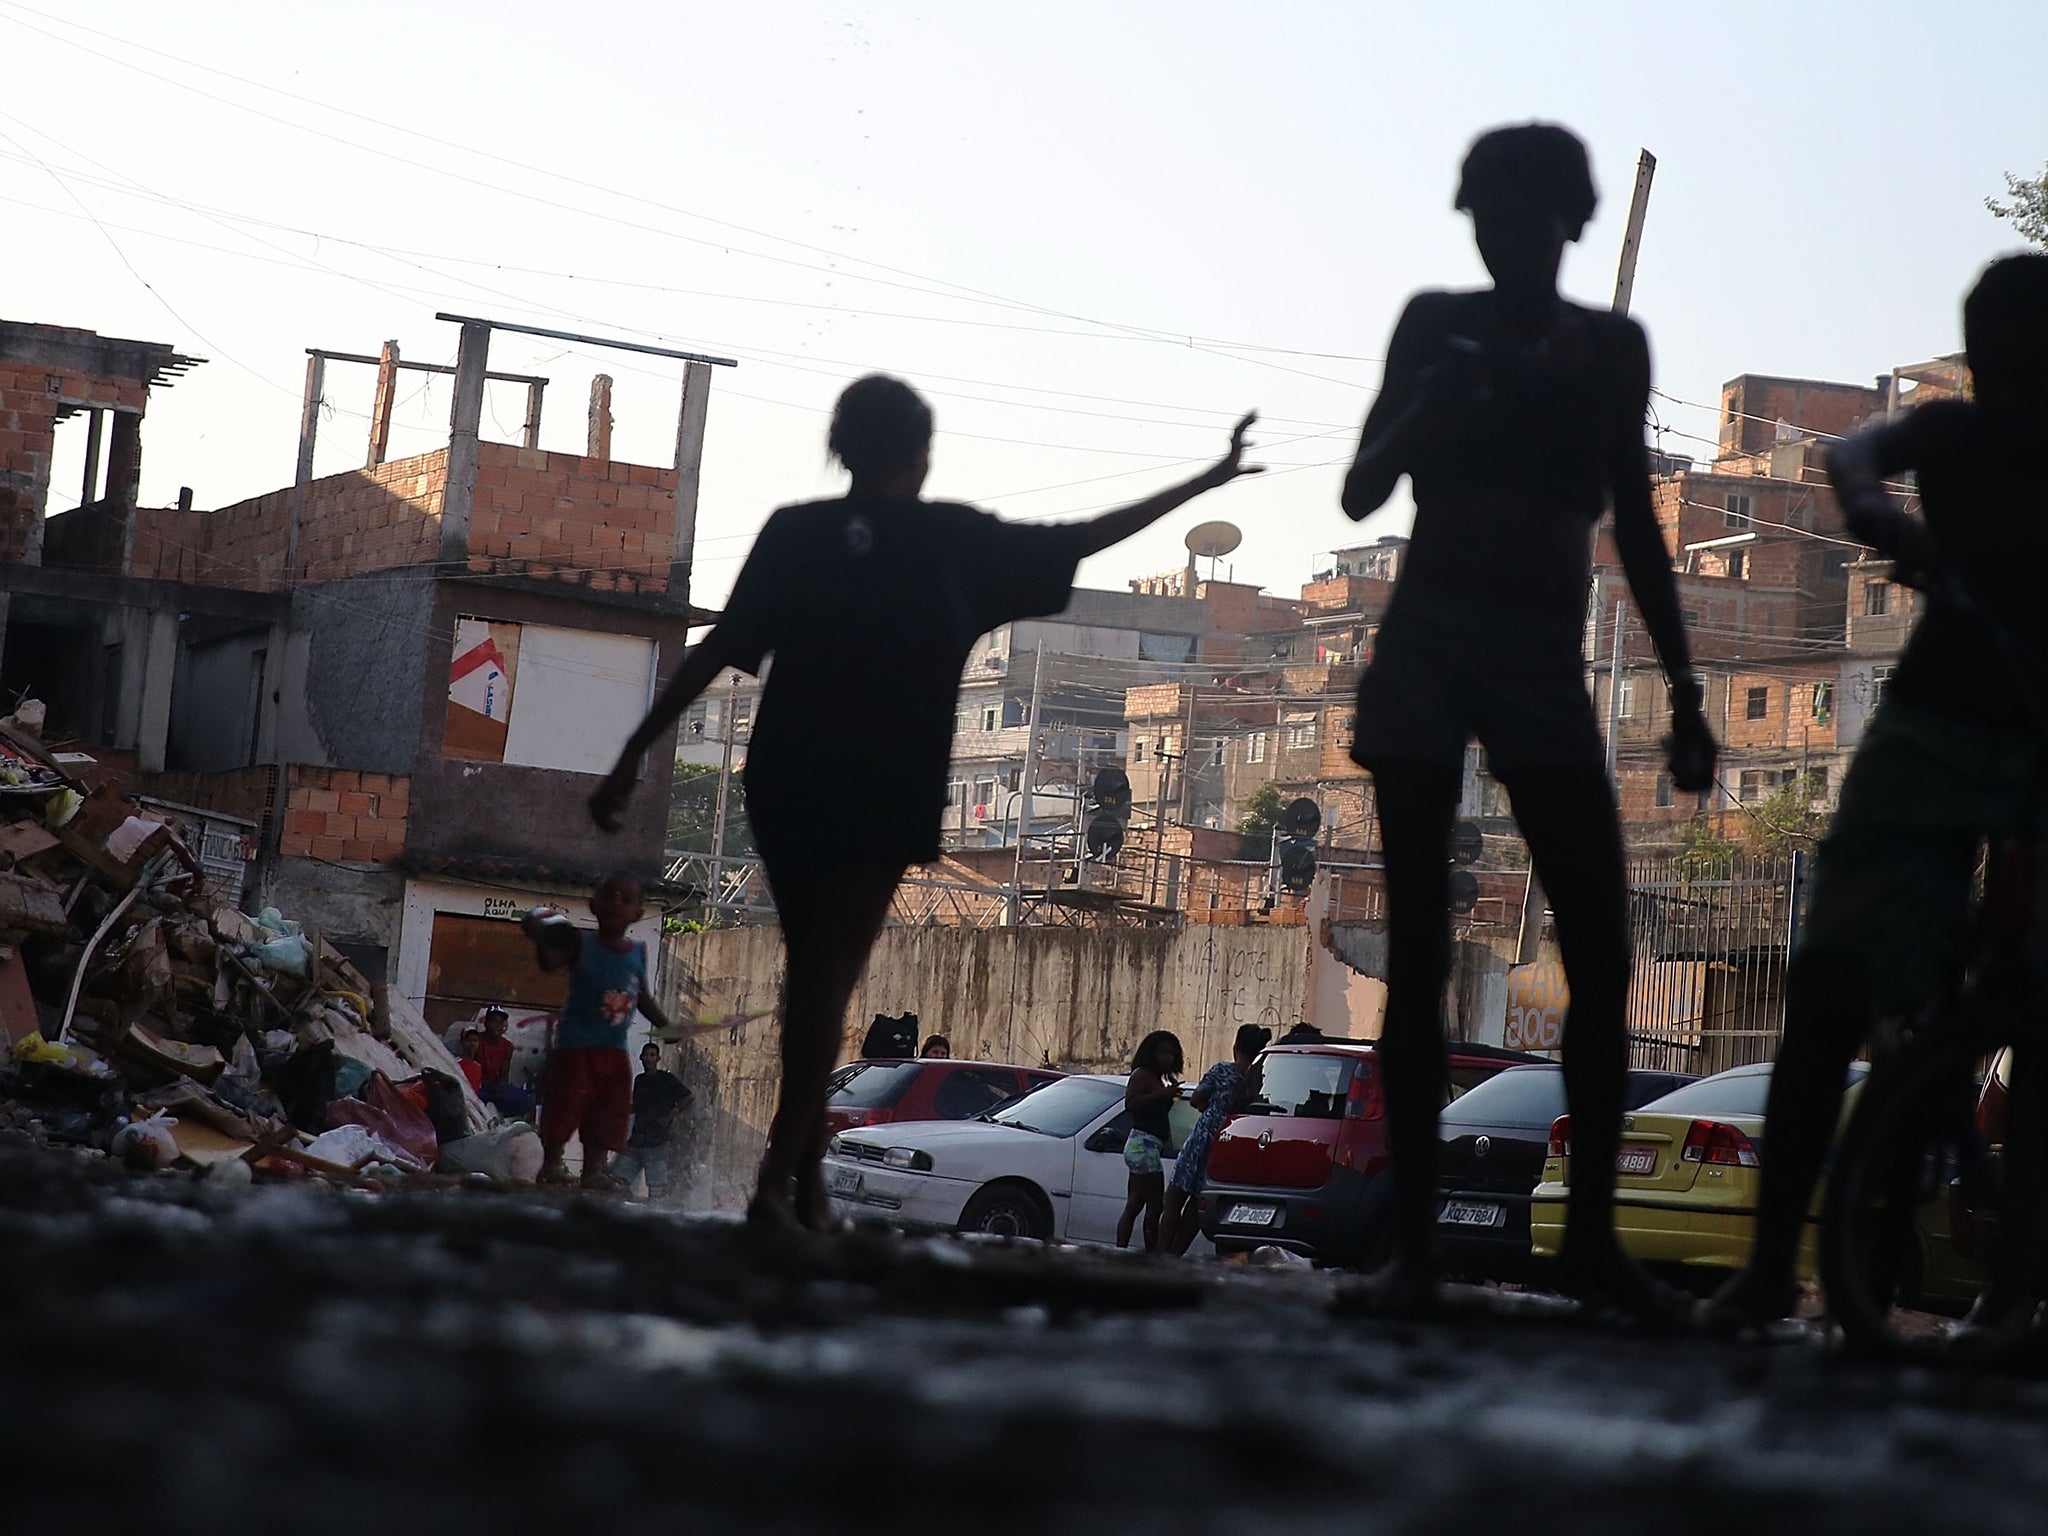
[0,701,519,1188]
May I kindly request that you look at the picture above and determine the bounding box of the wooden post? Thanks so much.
[669,360,712,609]
[522,380,546,450]
[440,321,491,568]
[1611,150,1657,316]
[587,374,614,462]
[286,352,324,585]
[366,340,400,468]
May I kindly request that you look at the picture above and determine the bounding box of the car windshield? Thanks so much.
[1639,1063,1868,1119]
[1249,1053,1356,1119]
[827,1061,924,1110]
[1440,1066,1565,1127]
[987,1076,1125,1138]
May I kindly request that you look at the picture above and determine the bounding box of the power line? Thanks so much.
[0,2,1383,389]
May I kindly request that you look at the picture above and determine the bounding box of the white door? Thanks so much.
[1066,1105,1137,1245]
[1066,1097,1207,1248]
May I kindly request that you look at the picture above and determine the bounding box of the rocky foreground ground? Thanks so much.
[6,1136,2048,1535]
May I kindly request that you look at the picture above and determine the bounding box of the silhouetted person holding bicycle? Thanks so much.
[1341,124,1716,1316]
[1706,253,2048,1332]
[590,376,1261,1229]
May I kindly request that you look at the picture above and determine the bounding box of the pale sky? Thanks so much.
[3,1,2039,611]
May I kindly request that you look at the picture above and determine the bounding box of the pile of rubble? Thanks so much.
[0,702,540,1187]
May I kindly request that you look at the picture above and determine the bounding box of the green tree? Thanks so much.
[1988,163,2048,247]
[667,760,756,857]
[1743,775,1827,859]
[1239,782,1285,855]
[1671,818,1738,882]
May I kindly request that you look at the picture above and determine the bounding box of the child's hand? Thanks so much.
[589,766,637,832]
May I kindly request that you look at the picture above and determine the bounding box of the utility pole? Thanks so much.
[1611,150,1657,315]
[708,672,740,920]
[1008,643,1046,924]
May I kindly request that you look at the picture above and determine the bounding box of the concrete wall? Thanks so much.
[662,921,1314,1210]
[293,572,438,774]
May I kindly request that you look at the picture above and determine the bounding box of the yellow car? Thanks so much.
[1531,1062,1870,1288]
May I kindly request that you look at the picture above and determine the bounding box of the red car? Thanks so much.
[824,1058,1064,1138]
[1196,1037,1545,1266]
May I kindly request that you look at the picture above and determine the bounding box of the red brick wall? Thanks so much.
[0,360,147,560]
[467,442,675,596]
[131,451,445,587]
[1721,377,1884,458]
[129,442,678,595]
[279,766,410,862]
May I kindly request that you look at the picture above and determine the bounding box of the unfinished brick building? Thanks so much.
[2,312,730,1034]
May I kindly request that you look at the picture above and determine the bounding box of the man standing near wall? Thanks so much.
[613,1041,694,1200]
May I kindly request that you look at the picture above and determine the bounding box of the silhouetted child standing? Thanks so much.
[590,376,1260,1229]
[1340,123,1716,1318]
[1708,253,2048,1330]
[524,872,673,1190]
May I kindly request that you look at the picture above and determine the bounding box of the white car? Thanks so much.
[824,1072,1211,1249]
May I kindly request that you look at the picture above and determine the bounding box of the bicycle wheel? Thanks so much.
[1821,1036,1999,1359]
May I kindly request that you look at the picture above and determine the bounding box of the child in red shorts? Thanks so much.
[524,872,672,1189]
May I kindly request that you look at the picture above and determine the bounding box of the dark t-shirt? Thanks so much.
[628,1068,690,1148]
[712,495,1087,866]
[1880,401,2048,727]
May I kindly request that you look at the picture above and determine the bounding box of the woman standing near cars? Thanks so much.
[1117,1031,1185,1251]
[1160,1024,1271,1255]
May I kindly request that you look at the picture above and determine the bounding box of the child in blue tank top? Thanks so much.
[524,872,674,1189]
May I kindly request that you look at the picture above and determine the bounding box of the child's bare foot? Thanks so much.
[1559,1238,1684,1330]
[1336,1251,1439,1319]
[794,1165,847,1234]
[1695,1267,1799,1338]
[746,1179,803,1231]
[537,1156,577,1188]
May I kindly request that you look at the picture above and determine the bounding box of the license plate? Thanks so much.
[828,1166,862,1196]
[1225,1202,1279,1227]
[1616,1147,1658,1176]
[1439,1200,1506,1229]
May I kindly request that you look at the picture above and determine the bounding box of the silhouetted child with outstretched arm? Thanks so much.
[523,872,673,1190]
[589,376,1260,1229]
[1706,253,2048,1332]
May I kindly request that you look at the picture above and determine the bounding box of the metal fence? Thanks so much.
[1622,852,1805,1077]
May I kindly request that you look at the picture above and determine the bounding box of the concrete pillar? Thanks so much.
[366,341,400,468]
[587,374,614,462]
[440,322,491,568]
[106,410,143,575]
[669,359,712,610]
[137,606,178,773]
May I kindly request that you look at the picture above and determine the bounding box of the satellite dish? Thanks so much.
[1280,797,1322,840]
[1185,520,1243,560]
[1449,871,1481,915]
[1090,767,1132,811]
[1450,822,1484,865]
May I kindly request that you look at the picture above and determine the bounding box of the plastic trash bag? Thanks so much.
[111,1113,180,1171]
[325,1071,437,1168]
[304,1123,405,1170]
[437,1122,544,1183]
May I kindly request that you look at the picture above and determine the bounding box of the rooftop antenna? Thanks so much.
[1184,519,1242,586]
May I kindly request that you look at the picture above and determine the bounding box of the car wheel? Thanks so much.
[958,1182,1050,1241]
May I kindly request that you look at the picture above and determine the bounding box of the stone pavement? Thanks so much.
[5,1136,2047,1535]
